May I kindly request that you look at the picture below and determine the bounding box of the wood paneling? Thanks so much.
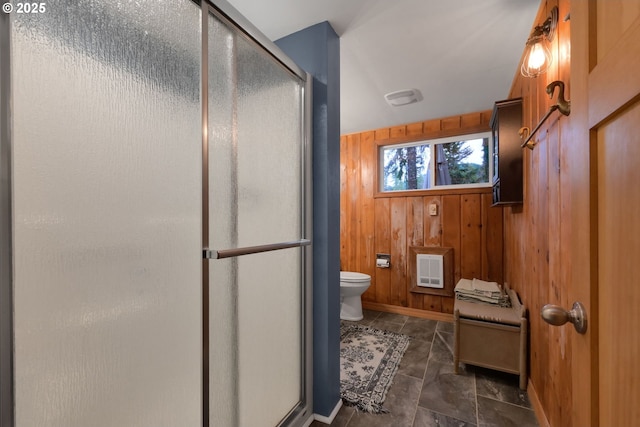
[359,131,376,286]
[441,195,462,285]
[341,112,503,314]
[372,198,390,304]
[481,192,504,282]
[460,194,482,280]
[504,0,575,426]
[390,198,407,306]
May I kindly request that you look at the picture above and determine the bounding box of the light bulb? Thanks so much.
[527,43,546,70]
[521,35,553,78]
[520,7,558,78]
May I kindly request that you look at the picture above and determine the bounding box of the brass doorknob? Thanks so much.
[541,302,587,334]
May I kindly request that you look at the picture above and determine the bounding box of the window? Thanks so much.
[380,132,492,192]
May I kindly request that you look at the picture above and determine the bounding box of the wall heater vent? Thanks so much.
[416,254,444,289]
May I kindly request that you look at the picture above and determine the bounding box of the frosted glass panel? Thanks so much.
[207,15,238,427]
[235,36,303,246]
[11,2,202,426]
[208,18,303,251]
[237,249,301,427]
[207,12,304,427]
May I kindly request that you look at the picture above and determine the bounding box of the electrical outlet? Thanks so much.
[428,203,438,216]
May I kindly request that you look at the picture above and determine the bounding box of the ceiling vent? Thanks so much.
[384,89,423,107]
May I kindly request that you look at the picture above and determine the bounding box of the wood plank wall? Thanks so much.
[340,111,504,314]
[504,0,572,425]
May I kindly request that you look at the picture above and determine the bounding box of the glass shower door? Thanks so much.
[3,2,311,426]
[206,9,311,427]
[9,1,203,426]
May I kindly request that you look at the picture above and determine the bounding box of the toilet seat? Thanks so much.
[340,271,370,283]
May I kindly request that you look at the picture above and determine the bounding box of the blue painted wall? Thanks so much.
[276,22,341,418]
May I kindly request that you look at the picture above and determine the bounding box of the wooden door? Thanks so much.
[570,1,640,426]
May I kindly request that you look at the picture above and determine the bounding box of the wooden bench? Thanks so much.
[453,284,528,390]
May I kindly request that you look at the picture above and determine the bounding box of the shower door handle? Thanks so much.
[203,239,311,260]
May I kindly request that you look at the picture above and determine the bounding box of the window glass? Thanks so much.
[380,133,491,192]
[382,144,431,191]
[437,138,489,186]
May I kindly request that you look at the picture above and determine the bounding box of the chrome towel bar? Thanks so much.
[204,239,311,259]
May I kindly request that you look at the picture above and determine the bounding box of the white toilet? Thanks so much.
[340,271,371,321]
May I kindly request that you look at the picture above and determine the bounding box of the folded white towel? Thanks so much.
[454,278,511,307]
[454,278,474,292]
[472,278,501,293]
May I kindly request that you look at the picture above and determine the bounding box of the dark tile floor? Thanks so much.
[312,310,538,427]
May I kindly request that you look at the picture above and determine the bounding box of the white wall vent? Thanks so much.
[416,254,444,289]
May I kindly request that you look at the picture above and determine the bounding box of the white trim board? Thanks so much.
[313,399,343,425]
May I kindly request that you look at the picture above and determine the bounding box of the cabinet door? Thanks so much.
[490,98,523,205]
[492,127,500,185]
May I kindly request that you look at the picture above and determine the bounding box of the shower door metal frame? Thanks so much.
[202,2,314,427]
[0,9,15,427]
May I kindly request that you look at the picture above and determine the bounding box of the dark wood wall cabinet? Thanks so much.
[490,98,523,206]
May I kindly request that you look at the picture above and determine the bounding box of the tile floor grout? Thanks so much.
[410,326,430,427]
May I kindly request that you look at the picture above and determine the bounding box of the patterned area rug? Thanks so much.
[340,323,411,414]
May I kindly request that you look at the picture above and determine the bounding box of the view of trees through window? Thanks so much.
[381,135,490,191]
[383,144,430,191]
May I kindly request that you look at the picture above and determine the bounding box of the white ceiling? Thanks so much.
[224,0,540,135]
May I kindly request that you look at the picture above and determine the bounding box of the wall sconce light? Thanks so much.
[520,6,558,78]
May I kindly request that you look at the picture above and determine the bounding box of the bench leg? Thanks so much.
[519,317,528,390]
[453,309,460,374]
[519,373,527,390]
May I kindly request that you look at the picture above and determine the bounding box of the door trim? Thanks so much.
[568,0,596,425]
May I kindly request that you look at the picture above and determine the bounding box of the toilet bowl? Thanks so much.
[340,271,371,321]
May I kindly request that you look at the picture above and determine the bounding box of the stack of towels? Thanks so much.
[454,278,511,307]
